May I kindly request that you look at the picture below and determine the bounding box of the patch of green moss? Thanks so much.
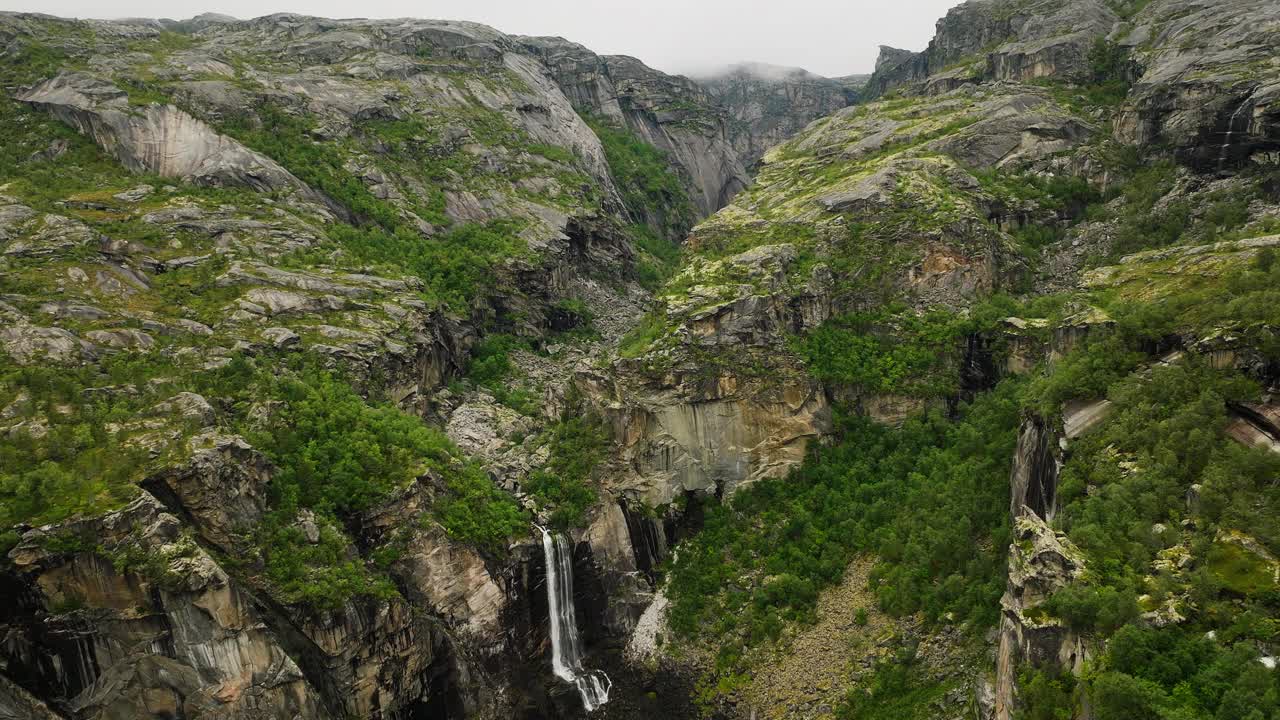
[1207,540,1277,597]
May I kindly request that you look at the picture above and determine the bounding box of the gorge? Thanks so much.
[1,1,1279,719]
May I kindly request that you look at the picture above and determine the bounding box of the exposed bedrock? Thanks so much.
[518,36,750,218]
[994,411,1089,720]
[17,72,336,211]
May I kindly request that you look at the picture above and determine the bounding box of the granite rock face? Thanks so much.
[1116,0,1280,169]
[0,10,656,719]
[1,493,330,720]
[518,36,751,219]
[694,62,857,170]
[865,0,1120,98]
[5,2,1280,720]
[18,72,330,202]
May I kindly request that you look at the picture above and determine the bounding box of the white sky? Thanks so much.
[0,0,957,77]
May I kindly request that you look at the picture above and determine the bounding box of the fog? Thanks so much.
[0,0,959,77]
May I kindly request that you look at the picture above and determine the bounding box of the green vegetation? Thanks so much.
[526,414,609,528]
[1009,334,1279,717]
[220,105,540,310]
[1045,361,1276,619]
[258,514,399,610]
[1084,39,1133,106]
[0,350,526,607]
[221,105,405,229]
[462,333,539,413]
[0,354,256,529]
[585,115,696,239]
[617,311,670,359]
[630,222,683,290]
[1017,666,1077,720]
[252,367,526,590]
[666,380,1023,682]
[796,305,972,397]
[261,372,438,514]
[0,97,160,208]
[330,220,530,310]
[836,650,953,720]
[1088,625,1279,720]
[0,35,79,86]
[688,221,815,261]
[973,167,1102,217]
[1104,0,1154,20]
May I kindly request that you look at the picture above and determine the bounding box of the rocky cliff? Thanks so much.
[3,2,1280,720]
[864,0,1120,97]
[693,62,858,170]
[517,36,750,226]
[607,0,1280,718]
[0,10,671,719]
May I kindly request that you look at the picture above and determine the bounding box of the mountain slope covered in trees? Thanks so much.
[1,2,1278,719]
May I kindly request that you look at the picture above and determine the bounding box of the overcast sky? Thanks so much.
[1,0,958,77]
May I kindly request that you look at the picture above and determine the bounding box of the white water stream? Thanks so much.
[538,525,612,713]
[1217,101,1251,173]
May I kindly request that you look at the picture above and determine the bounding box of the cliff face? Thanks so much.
[693,62,858,170]
[1115,0,1280,169]
[4,2,1280,720]
[0,11,664,719]
[864,0,1120,97]
[518,36,750,221]
[608,0,1280,717]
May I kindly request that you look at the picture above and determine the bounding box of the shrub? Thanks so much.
[331,220,528,310]
[797,305,973,397]
[526,415,609,528]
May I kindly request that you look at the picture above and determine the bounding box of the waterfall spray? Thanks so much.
[537,525,612,712]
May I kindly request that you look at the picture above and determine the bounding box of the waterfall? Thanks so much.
[538,526,612,713]
[1217,101,1251,173]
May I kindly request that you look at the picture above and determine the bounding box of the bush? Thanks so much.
[617,311,669,358]
[1090,672,1165,720]
[1042,583,1139,633]
[332,220,528,310]
[1018,666,1076,720]
[836,651,950,720]
[435,461,529,553]
[526,415,609,528]
[221,105,403,229]
[258,516,398,610]
[797,305,974,397]
[630,223,682,290]
[257,371,449,516]
[254,369,526,553]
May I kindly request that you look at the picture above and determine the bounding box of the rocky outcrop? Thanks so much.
[864,0,1119,99]
[994,514,1088,720]
[140,433,271,553]
[994,408,1094,720]
[693,62,856,169]
[0,493,330,720]
[18,73,331,205]
[0,12,663,719]
[1115,0,1280,170]
[592,243,834,502]
[1008,415,1060,522]
[518,36,750,217]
